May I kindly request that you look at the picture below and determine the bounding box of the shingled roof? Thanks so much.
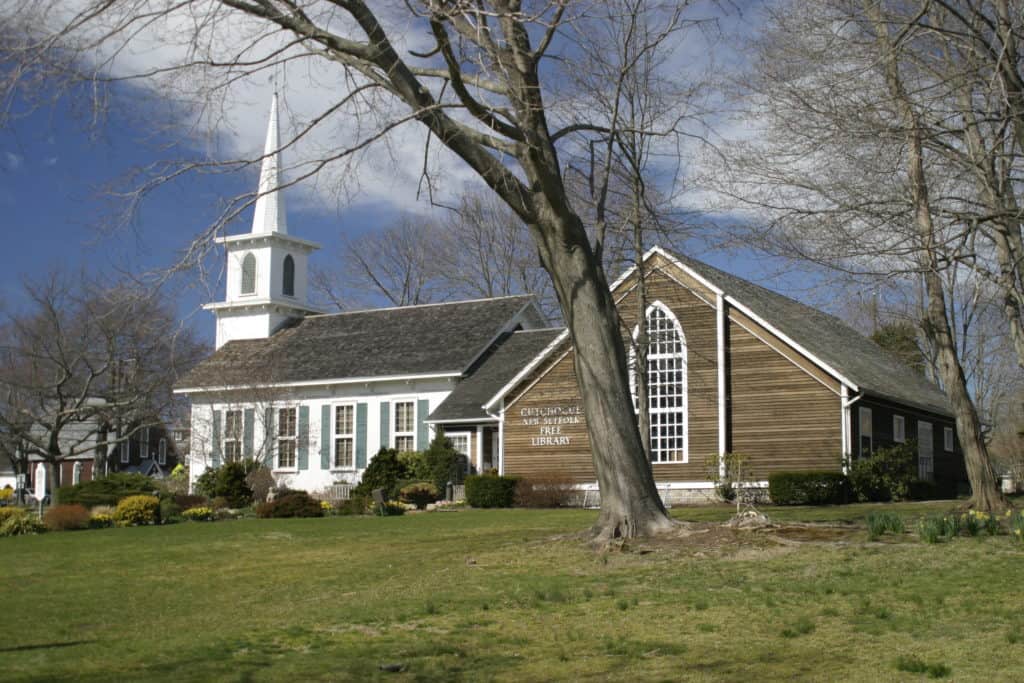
[429,328,564,422]
[664,249,953,416]
[176,295,540,389]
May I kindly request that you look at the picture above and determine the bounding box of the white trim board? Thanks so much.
[175,371,461,395]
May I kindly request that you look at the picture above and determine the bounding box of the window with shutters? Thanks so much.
[944,426,954,452]
[333,404,355,469]
[393,401,415,452]
[282,254,295,296]
[893,415,905,443]
[224,410,243,463]
[240,253,256,295]
[631,302,688,464]
[918,421,934,481]
[158,438,167,465]
[277,407,297,469]
[858,406,873,458]
[120,442,129,464]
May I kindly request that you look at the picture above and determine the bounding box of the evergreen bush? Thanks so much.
[194,462,253,507]
[399,482,440,509]
[352,448,407,498]
[255,491,323,518]
[57,473,161,508]
[465,473,519,508]
[848,442,918,502]
[421,434,468,492]
[113,495,161,526]
[768,471,849,505]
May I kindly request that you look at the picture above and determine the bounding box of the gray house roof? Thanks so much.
[429,328,564,422]
[176,295,541,389]
[666,250,953,417]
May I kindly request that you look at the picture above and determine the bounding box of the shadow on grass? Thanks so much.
[0,640,95,653]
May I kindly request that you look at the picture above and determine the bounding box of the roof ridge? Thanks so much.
[307,294,535,319]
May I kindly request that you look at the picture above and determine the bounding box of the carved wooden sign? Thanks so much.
[520,404,584,447]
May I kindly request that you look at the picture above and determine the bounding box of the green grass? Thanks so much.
[1,504,1022,682]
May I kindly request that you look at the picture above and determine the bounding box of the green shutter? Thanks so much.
[297,405,309,470]
[321,404,331,470]
[211,410,221,468]
[356,402,368,468]
[263,407,274,466]
[243,408,255,460]
[417,399,429,449]
[379,402,390,449]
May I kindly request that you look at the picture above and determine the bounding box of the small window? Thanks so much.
[858,406,873,457]
[120,442,129,464]
[394,401,415,452]
[142,427,150,458]
[893,415,905,443]
[241,253,256,295]
[333,404,355,469]
[446,432,471,474]
[158,438,167,465]
[944,427,954,452]
[282,254,295,297]
[277,408,297,469]
[224,410,243,463]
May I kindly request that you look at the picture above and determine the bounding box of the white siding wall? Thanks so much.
[187,378,454,494]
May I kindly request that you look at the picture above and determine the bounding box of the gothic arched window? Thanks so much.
[633,301,688,463]
[240,253,257,295]
[282,254,295,297]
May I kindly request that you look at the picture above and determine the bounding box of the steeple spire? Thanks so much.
[251,92,288,235]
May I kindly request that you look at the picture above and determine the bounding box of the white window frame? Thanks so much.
[392,399,417,452]
[223,409,243,463]
[858,406,873,458]
[893,415,905,443]
[332,402,356,470]
[944,426,954,452]
[918,421,934,481]
[142,427,150,459]
[275,406,298,471]
[120,441,129,464]
[158,438,167,465]
[631,301,688,464]
[446,431,472,474]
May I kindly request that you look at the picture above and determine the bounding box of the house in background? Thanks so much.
[175,96,966,503]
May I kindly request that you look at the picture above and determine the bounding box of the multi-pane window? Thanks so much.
[858,407,873,457]
[277,407,297,469]
[944,427,954,452]
[447,432,471,473]
[394,401,415,452]
[918,421,934,481]
[224,410,242,462]
[120,442,129,464]
[634,303,687,463]
[334,404,355,469]
[893,415,905,443]
[158,438,167,465]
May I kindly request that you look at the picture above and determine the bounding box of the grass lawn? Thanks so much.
[2,503,1023,682]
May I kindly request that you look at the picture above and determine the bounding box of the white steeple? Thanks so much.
[251,92,288,235]
[205,92,322,350]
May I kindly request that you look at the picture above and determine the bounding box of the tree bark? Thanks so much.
[868,2,1004,510]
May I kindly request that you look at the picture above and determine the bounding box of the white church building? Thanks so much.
[174,96,551,494]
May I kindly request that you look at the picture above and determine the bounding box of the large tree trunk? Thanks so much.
[531,211,673,541]
[869,3,1005,510]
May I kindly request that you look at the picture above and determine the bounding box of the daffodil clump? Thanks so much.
[1010,510,1024,542]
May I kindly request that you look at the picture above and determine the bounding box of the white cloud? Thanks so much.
[42,156,58,167]
[5,152,22,170]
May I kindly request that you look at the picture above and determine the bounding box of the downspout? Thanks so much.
[840,386,865,473]
[484,401,505,476]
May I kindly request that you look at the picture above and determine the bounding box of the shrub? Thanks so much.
[43,504,91,531]
[0,508,46,536]
[256,491,323,518]
[165,463,190,495]
[380,501,406,516]
[399,482,440,509]
[421,435,468,492]
[1010,511,1024,541]
[466,473,519,508]
[353,448,409,498]
[89,513,114,529]
[182,506,215,521]
[768,471,849,505]
[159,498,182,523]
[114,495,161,526]
[0,487,13,502]
[173,494,207,510]
[514,473,576,508]
[866,511,905,540]
[57,473,161,508]
[848,442,918,502]
[917,514,959,543]
[398,450,428,480]
[194,462,253,507]
[245,466,276,504]
[336,494,371,516]
[209,496,230,510]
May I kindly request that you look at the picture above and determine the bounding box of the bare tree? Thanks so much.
[0,274,207,498]
[706,0,1010,509]
[0,1,719,537]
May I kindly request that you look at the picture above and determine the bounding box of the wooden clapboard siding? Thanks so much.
[503,352,596,483]
[728,321,842,477]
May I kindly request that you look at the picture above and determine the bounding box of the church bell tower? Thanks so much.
[204,93,322,349]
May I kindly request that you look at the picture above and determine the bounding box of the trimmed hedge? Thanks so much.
[57,473,161,508]
[768,471,850,505]
[465,474,519,508]
[256,491,323,518]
